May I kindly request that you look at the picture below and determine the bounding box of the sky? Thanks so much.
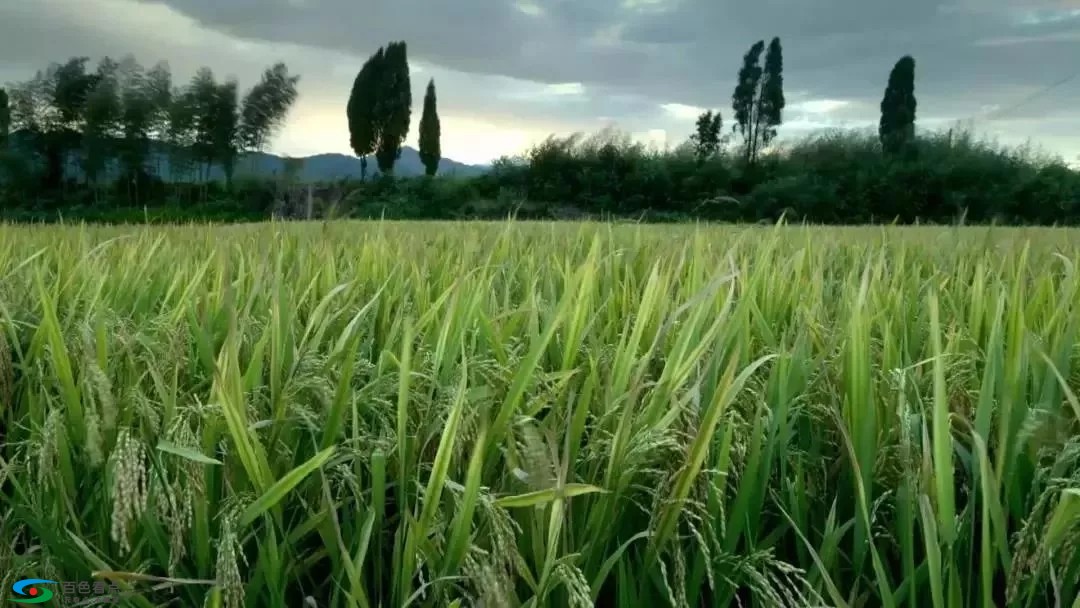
[2,0,1080,166]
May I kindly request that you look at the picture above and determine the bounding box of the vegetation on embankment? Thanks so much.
[4,128,1080,226]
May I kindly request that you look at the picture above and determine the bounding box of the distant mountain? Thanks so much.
[2,131,490,182]
[238,147,490,181]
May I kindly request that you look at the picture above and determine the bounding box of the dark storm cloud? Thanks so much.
[130,0,1080,119]
[4,0,1080,160]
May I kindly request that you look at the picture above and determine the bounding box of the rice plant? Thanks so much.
[1,220,1079,607]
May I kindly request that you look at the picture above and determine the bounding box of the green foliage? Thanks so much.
[81,61,121,186]
[212,79,240,187]
[1,54,296,201]
[0,87,21,190]
[347,48,383,181]
[0,87,9,143]
[757,129,1080,223]
[880,56,917,156]
[373,41,412,175]
[49,57,97,126]
[239,63,300,156]
[346,42,413,177]
[757,37,785,155]
[730,37,786,166]
[732,40,766,163]
[117,61,158,188]
[2,124,1079,226]
[690,110,722,162]
[419,79,441,177]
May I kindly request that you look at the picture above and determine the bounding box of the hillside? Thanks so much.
[238,147,490,181]
[2,131,489,182]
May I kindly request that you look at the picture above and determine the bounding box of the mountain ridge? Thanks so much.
[2,130,490,182]
[242,146,490,181]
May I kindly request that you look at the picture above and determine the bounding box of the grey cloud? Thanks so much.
[135,0,1080,117]
[4,0,1080,160]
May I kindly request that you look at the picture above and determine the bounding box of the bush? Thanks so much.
[2,126,1079,225]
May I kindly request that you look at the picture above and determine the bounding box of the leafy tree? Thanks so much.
[418,78,440,176]
[239,63,300,162]
[347,48,384,181]
[689,110,722,163]
[6,57,100,190]
[52,58,104,186]
[213,79,240,187]
[116,60,159,199]
[81,61,121,186]
[166,87,198,182]
[754,37,785,161]
[7,72,53,135]
[3,74,49,192]
[143,62,173,177]
[879,55,917,156]
[187,68,221,181]
[50,57,98,129]
[0,86,24,193]
[373,41,412,175]
[732,38,785,166]
[732,40,765,164]
[0,88,9,144]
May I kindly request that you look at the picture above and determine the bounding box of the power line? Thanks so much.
[972,68,1080,123]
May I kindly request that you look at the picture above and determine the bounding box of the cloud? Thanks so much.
[976,31,1080,45]
[514,1,544,17]
[542,82,586,96]
[660,103,706,120]
[2,0,1080,162]
[790,99,852,114]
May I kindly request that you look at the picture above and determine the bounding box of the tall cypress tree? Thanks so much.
[347,47,384,181]
[373,41,412,175]
[732,40,765,164]
[879,55,917,156]
[418,79,440,176]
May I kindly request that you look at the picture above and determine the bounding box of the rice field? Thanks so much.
[1,220,1079,607]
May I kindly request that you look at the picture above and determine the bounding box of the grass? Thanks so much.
[0,219,1079,607]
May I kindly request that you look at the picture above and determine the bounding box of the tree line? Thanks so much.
[1,39,1075,226]
[0,56,299,202]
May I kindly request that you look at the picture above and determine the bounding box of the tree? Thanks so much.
[143,62,173,178]
[116,59,158,198]
[418,78,440,176]
[732,38,785,166]
[754,37,785,161]
[8,57,101,190]
[879,55,917,156]
[166,87,198,182]
[239,63,300,164]
[5,75,51,190]
[347,48,383,181]
[689,110,722,162]
[732,40,765,164]
[373,41,412,175]
[81,60,121,187]
[187,68,220,181]
[212,79,240,187]
[50,58,97,127]
[0,88,9,145]
[0,86,20,191]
